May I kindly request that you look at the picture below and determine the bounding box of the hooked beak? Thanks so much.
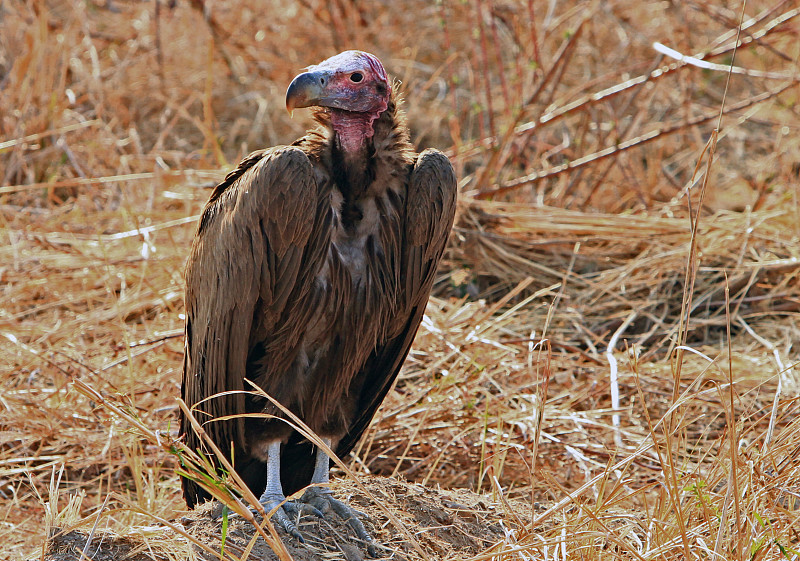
[285,70,331,114]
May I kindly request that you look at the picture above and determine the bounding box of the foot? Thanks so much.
[258,492,307,543]
[296,487,377,557]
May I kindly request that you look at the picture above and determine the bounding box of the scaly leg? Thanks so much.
[298,438,377,556]
[257,440,305,542]
[257,438,377,556]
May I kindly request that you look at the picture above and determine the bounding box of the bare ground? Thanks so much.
[44,476,531,561]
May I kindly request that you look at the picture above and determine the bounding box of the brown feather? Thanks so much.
[181,81,457,505]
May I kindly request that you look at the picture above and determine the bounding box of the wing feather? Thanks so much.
[280,148,457,494]
[181,147,326,507]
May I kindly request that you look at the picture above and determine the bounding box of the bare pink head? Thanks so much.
[285,51,391,146]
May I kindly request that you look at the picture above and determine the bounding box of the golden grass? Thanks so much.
[2,0,800,559]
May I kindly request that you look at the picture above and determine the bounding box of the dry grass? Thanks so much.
[2,0,800,559]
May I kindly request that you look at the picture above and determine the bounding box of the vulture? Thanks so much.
[180,50,457,546]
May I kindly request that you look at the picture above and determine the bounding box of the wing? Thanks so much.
[279,148,457,495]
[181,146,329,507]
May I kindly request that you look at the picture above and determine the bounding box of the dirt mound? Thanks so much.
[44,476,528,561]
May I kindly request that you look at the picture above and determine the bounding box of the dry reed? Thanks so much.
[1,0,799,559]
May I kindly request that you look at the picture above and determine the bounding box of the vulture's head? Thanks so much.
[286,51,391,148]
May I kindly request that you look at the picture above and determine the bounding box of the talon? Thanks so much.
[257,496,305,543]
[295,487,379,557]
[284,499,326,520]
[251,441,379,555]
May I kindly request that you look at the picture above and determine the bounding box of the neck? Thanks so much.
[328,109,381,205]
[329,109,377,154]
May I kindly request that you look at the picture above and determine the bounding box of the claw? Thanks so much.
[254,441,378,555]
[283,498,326,520]
[256,488,378,556]
[299,487,378,557]
[257,495,305,543]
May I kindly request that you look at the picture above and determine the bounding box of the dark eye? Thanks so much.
[350,72,363,83]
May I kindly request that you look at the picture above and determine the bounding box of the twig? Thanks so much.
[654,41,796,80]
[81,493,111,559]
[476,81,797,198]
[0,170,221,196]
[129,329,184,348]
[454,7,800,164]
[475,0,496,139]
[737,317,787,453]
[474,13,588,191]
[606,311,638,448]
[0,120,102,151]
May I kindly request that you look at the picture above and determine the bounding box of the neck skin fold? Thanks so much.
[329,109,380,154]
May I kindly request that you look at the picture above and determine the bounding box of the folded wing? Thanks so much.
[181,147,330,507]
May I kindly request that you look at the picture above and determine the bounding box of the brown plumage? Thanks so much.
[180,52,457,529]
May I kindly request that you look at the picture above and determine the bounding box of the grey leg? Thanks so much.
[310,437,332,484]
[299,438,377,557]
[258,441,285,505]
[255,438,377,556]
[257,440,304,542]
